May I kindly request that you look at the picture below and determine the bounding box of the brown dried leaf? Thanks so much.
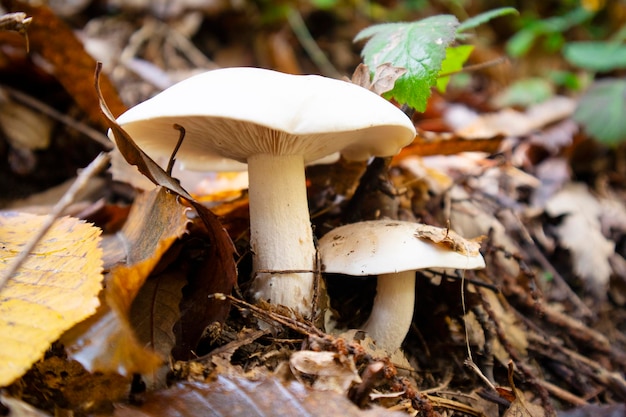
[130,270,186,363]
[370,64,407,96]
[64,188,189,375]
[2,0,126,127]
[455,96,575,139]
[502,364,547,417]
[114,374,408,417]
[395,132,503,159]
[0,213,103,386]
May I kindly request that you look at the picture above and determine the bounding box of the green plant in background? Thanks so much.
[564,23,626,146]
[354,7,517,112]
[500,3,626,145]
[506,6,595,58]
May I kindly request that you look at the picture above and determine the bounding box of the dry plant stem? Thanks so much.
[0,152,110,290]
[223,294,325,338]
[535,379,588,407]
[287,8,341,79]
[248,154,316,316]
[363,271,415,352]
[437,57,507,78]
[196,329,271,363]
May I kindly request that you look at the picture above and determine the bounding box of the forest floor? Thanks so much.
[1,1,626,417]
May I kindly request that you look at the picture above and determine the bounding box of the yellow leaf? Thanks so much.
[0,212,103,387]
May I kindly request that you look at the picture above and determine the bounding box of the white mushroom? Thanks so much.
[111,67,416,316]
[318,220,485,352]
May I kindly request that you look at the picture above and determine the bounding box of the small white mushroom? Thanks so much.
[318,220,485,352]
[111,67,416,316]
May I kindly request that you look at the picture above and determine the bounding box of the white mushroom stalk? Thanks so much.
[247,154,315,308]
[364,270,416,353]
[111,67,416,316]
[318,220,485,352]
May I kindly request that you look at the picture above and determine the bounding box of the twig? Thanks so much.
[437,57,507,78]
[212,293,326,338]
[287,8,341,79]
[195,328,271,363]
[535,379,588,407]
[0,152,110,290]
[0,12,31,51]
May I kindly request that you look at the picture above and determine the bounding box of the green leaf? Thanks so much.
[436,45,474,93]
[505,7,594,57]
[355,15,459,111]
[573,79,626,146]
[506,27,538,57]
[563,41,626,72]
[549,70,586,91]
[310,0,338,9]
[457,7,518,33]
[493,77,554,108]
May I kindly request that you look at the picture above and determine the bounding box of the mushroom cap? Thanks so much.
[319,220,485,275]
[112,67,416,171]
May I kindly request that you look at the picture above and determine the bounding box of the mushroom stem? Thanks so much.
[362,271,415,352]
[247,153,316,315]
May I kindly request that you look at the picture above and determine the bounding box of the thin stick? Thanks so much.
[437,57,507,78]
[0,152,110,290]
[287,8,341,79]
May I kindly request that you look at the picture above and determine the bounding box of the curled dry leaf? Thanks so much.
[351,63,407,96]
[290,350,361,394]
[414,223,484,256]
[0,212,103,387]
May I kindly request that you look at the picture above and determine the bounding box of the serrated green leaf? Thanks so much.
[355,15,459,111]
[563,41,626,72]
[437,45,474,93]
[457,7,518,33]
[573,79,626,146]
